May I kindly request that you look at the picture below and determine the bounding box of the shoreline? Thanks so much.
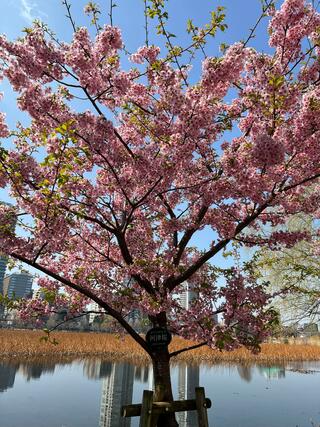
[1,329,320,365]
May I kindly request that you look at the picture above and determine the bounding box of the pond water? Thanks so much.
[0,358,320,427]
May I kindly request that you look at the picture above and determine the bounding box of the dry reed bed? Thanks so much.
[1,330,320,364]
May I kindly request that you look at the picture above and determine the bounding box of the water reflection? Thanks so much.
[236,365,286,382]
[134,365,150,383]
[99,363,134,427]
[237,365,252,382]
[0,359,57,392]
[82,359,201,427]
[19,361,56,381]
[83,359,112,380]
[258,366,285,379]
[82,359,152,426]
[0,363,16,392]
[1,359,320,427]
[177,363,200,427]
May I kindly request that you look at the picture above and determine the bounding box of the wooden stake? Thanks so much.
[139,390,154,427]
[195,387,210,427]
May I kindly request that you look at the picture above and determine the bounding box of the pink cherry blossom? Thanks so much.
[0,0,320,368]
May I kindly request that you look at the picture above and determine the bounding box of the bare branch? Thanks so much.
[169,341,208,358]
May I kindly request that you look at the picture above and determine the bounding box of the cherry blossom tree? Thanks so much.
[1,0,320,425]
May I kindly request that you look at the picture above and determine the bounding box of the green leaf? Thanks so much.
[186,18,194,33]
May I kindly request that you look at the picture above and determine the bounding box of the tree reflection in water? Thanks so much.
[0,362,16,392]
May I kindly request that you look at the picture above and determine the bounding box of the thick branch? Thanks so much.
[61,205,116,234]
[115,232,156,296]
[281,172,320,193]
[158,194,178,248]
[165,199,273,292]
[169,341,208,359]
[9,252,152,357]
[166,168,320,292]
[82,86,135,158]
[174,205,208,266]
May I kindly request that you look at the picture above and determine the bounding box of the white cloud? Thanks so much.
[19,0,37,23]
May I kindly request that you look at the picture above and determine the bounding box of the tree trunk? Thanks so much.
[148,311,178,426]
[152,347,179,427]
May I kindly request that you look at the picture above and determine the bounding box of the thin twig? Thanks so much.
[109,0,115,26]
[144,0,149,46]
[62,0,77,33]
[242,0,274,48]
[46,311,102,333]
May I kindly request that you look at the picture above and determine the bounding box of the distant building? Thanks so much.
[127,308,141,325]
[88,302,105,324]
[180,282,197,310]
[0,256,8,317]
[3,272,33,300]
[0,202,16,296]
[0,202,17,318]
[0,256,8,296]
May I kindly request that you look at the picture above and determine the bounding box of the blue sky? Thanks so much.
[0,0,275,45]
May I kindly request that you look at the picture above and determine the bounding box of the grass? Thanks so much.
[1,329,320,364]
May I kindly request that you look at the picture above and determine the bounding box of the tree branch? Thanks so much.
[174,205,208,266]
[165,198,273,292]
[9,252,153,357]
[169,341,208,358]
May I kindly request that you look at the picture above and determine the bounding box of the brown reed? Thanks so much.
[1,329,320,364]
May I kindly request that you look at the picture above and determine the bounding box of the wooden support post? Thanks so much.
[195,387,210,427]
[122,388,212,427]
[139,390,154,427]
[122,397,212,418]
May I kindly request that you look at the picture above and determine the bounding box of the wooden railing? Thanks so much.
[122,387,211,427]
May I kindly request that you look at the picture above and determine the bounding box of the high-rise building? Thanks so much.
[180,282,197,310]
[3,272,33,299]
